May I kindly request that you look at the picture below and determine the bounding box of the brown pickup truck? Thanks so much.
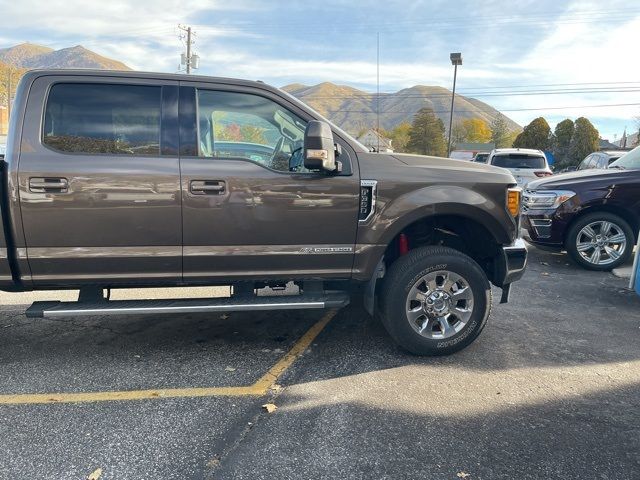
[0,69,527,355]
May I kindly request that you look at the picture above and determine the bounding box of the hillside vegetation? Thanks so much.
[283,82,521,134]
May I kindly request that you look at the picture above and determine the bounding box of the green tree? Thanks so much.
[386,122,412,153]
[512,117,552,150]
[0,62,28,120]
[406,107,447,157]
[568,117,599,165]
[450,121,467,148]
[490,113,510,148]
[551,119,574,166]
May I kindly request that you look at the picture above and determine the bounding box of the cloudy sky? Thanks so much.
[2,0,639,140]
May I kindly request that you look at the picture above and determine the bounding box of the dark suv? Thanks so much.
[522,146,640,270]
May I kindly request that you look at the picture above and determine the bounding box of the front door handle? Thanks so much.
[190,180,226,195]
[29,177,68,193]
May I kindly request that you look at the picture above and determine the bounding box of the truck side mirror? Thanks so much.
[304,120,339,173]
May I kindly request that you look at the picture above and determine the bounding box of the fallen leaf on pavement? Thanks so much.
[262,403,277,413]
[225,366,236,372]
[541,272,550,276]
[87,468,103,480]
[540,261,549,266]
[457,472,470,479]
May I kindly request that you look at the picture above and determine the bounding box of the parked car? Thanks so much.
[522,146,640,270]
[576,150,625,171]
[0,69,527,356]
[472,152,489,163]
[487,148,553,186]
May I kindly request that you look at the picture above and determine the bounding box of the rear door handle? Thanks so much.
[29,177,68,193]
[190,180,226,195]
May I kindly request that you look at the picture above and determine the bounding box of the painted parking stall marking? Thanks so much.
[0,310,336,405]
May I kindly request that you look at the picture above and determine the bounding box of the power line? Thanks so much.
[296,88,640,100]
[329,102,640,115]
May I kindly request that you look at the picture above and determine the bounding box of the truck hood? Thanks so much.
[527,168,634,190]
[391,153,515,181]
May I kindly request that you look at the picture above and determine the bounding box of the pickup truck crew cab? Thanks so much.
[0,70,527,355]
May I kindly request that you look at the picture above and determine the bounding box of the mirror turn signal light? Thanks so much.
[507,188,521,217]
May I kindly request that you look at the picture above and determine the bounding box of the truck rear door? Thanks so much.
[17,75,182,286]
[178,83,360,281]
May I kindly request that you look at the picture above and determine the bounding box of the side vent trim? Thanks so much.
[359,180,378,224]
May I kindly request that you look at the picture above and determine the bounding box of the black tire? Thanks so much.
[566,212,634,271]
[379,246,491,356]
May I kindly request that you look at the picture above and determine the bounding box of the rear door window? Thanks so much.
[43,83,161,155]
[491,154,545,169]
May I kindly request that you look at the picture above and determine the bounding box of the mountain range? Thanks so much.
[0,42,520,134]
[0,43,130,70]
[283,82,521,134]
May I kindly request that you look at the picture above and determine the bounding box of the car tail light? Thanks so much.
[534,171,553,177]
[507,188,521,217]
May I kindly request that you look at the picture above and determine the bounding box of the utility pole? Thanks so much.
[186,26,192,74]
[178,25,199,74]
[376,32,380,153]
[447,52,462,158]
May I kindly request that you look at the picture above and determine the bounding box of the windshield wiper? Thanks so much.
[609,165,625,170]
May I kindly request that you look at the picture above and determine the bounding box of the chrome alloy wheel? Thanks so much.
[405,270,475,339]
[576,220,627,266]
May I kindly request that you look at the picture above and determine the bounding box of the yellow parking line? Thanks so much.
[0,309,337,405]
[252,309,336,394]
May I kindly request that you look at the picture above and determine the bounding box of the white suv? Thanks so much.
[487,148,552,186]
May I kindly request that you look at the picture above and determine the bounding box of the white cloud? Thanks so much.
[2,0,638,138]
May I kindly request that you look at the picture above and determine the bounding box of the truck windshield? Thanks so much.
[491,154,545,169]
[609,145,640,170]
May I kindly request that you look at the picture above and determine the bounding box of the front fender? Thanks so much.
[358,184,516,246]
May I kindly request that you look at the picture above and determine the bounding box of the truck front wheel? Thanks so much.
[380,246,491,356]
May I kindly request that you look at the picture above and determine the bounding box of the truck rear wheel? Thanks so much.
[380,246,491,356]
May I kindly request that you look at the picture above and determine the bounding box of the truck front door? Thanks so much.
[18,76,182,286]
[178,84,360,281]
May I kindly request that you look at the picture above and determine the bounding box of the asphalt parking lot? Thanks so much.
[0,245,639,480]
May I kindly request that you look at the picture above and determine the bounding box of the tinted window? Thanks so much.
[44,83,161,155]
[491,154,545,169]
[196,90,309,173]
[577,156,592,170]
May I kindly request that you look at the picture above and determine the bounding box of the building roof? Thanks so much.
[599,139,619,150]
[613,131,639,148]
[357,129,393,149]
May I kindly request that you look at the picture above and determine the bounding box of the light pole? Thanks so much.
[447,52,462,157]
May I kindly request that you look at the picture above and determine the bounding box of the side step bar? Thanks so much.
[26,293,350,319]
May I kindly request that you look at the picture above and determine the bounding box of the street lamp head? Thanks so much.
[450,52,462,66]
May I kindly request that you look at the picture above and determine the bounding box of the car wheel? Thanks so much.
[566,212,634,271]
[379,246,491,356]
